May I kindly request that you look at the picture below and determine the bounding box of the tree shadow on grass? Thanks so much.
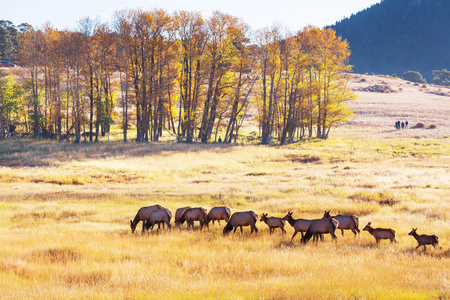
[0,139,240,167]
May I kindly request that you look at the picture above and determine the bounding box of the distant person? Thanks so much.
[405,120,408,129]
[401,121,405,129]
[218,137,222,143]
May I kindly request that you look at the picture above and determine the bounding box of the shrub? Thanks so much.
[428,124,437,129]
[402,71,427,83]
[413,122,426,128]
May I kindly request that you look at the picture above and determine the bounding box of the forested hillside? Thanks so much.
[332,0,450,81]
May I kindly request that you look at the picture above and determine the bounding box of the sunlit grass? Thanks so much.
[0,134,449,298]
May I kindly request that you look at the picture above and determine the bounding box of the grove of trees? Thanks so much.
[0,9,356,143]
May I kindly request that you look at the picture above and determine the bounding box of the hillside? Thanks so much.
[331,0,450,82]
[346,73,450,138]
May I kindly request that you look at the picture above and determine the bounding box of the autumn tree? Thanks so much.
[223,23,255,143]
[255,25,284,145]
[0,76,22,139]
[173,11,207,143]
[78,17,98,141]
[113,10,134,142]
[18,26,44,139]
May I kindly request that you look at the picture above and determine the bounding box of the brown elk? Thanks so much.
[144,209,172,231]
[260,213,286,234]
[301,218,339,244]
[176,207,208,230]
[204,206,231,228]
[130,205,164,234]
[223,211,258,235]
[282,212,315,242]
[174,206,191,228]
[323,210,360,237]
[363,222,398,243]
[408,228,441,251]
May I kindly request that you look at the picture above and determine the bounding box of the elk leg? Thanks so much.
[291,231,298,243]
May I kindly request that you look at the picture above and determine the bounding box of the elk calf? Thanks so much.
[363,222,398,244]
[408,228,441,251]
[260,213,286,235]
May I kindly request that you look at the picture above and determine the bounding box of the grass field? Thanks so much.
[1,74,450,299]
[1,133,449,299]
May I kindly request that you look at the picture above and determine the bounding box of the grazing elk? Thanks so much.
[282,212,315,242]
[301,218,339,244]
[363,222,398,244]
[144,209,172,231]
[130,204,164,234]
[223,211,258,235]
[174,206,191,228]
[204,206,231,228]
[176,207,208,230]
[260,213,286,234]
[323,210,360,237]
[408,228,441,251]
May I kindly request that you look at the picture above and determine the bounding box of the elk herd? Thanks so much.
[130,205,442,251]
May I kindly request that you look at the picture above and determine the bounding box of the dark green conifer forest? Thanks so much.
[331,0,450,81]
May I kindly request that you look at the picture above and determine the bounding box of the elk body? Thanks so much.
[223,211,258,235]
[176,207,208,230]
[301,218,339,244]
[260,213,286,234]
[323,210,360,237]
[282,212,314,242]
[144,209,172,231]
[174,206,191,228]
[204,206,231,228]
[408,228,441,251]
[363,222,398,243]
[130,204,164,234]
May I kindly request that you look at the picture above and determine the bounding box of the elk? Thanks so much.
[363,222,398,243]
[174,206,191,228]
[176,207,208,230]
[144,209,172,231]
[260,213,286,235]
[408,228,441,251]
[282,212,315,242]
[130,204,164,234]
[223,211,258,235]
[323,210,360,237]
[301,218,339,244]
[204,206,231,228]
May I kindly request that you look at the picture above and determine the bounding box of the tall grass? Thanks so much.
[0,135,449,299]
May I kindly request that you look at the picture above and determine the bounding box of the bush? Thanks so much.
[428,124,437,129]
[402,71,427,83]
[414,122,426,128]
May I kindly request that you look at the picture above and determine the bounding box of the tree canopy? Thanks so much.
[1,11,355,144]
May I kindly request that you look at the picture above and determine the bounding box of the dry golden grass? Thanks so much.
[1,74,450,299]
[0,134,449,299]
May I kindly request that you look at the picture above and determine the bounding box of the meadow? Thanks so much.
[0,131,449,299]
[1,74,450,299]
